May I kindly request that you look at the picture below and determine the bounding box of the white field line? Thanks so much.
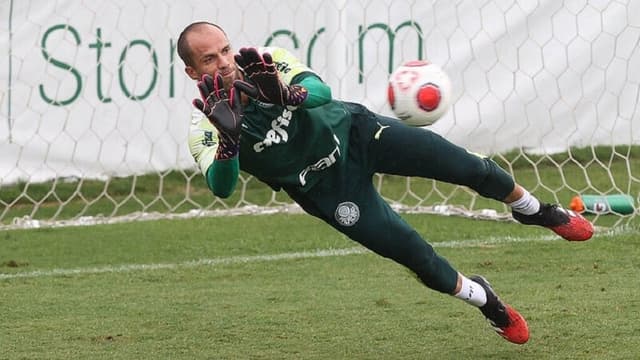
[0,227,630,280]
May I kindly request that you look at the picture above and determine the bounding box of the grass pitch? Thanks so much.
[1,213,639,359]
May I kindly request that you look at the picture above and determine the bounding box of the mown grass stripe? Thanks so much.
[0,227,626,280]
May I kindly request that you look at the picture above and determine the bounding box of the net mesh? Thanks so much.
[1,0,639,230]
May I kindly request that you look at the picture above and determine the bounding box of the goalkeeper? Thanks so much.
[177,22,594,345]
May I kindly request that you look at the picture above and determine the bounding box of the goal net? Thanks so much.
[1,0,639,229]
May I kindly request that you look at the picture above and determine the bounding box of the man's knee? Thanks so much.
[471,157,515,200]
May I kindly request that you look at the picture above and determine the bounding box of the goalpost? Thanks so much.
[1,0,639,229]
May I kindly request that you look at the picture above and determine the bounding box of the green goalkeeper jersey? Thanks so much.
[188,46,351,193]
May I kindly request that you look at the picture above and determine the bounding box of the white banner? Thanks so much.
[1,0,639,184]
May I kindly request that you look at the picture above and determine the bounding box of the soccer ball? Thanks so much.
[387,60,452,126]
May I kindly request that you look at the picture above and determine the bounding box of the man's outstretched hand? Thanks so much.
[233,47,307,107]
[193,73,243,137]
[193,73,243,159]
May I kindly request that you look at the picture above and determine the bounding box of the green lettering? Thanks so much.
[358,21,424,83]
[169,38,176,98]
[88,28,112,103]
[39,24,82,106]
[307,27,325,68]
[118,40,158,101]
[395,20,424,65]
[265,30,300,49]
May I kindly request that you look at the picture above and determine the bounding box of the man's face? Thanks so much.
[184,25,241,90]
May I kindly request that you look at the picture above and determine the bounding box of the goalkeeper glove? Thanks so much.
[193,73,243,160]
[233,47,308,107]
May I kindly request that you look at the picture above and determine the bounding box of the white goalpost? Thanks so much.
[1,0,639,229]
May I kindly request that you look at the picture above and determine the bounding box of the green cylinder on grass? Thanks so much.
[569,194,635,215]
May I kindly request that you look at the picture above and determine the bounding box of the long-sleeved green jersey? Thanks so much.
[188,46,351,195]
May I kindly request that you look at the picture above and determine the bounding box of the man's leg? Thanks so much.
[366,115,515,200]
[287,180,529,344]
[287,180,459,293]
[507,186,594,241]
[365,115,593,241]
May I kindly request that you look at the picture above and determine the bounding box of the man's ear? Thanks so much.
[185,66,198,80]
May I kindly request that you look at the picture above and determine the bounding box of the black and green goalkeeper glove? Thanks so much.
[193,73,243,160]
[233,47,308,107]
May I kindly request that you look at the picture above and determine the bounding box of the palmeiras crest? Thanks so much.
[334,201,360,226]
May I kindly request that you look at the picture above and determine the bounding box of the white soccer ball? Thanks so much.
[387,60,452,126]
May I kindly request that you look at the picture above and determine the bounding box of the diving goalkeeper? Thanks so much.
[177,21,594,345]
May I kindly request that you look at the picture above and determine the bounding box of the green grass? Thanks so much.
[1,213,639,359]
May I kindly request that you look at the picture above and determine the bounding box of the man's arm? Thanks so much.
[188,113,239,198]
[233,47,333,109]
[205,156,239,198]
[190,73,243,199]
[264,46,332,108]
[295,73,332,108]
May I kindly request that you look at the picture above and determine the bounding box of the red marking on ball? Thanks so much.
[403,60,431,67]
[416,83,441,111]
[387,84,396,109]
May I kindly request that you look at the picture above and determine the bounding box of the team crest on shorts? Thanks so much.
[335,201,360,226]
